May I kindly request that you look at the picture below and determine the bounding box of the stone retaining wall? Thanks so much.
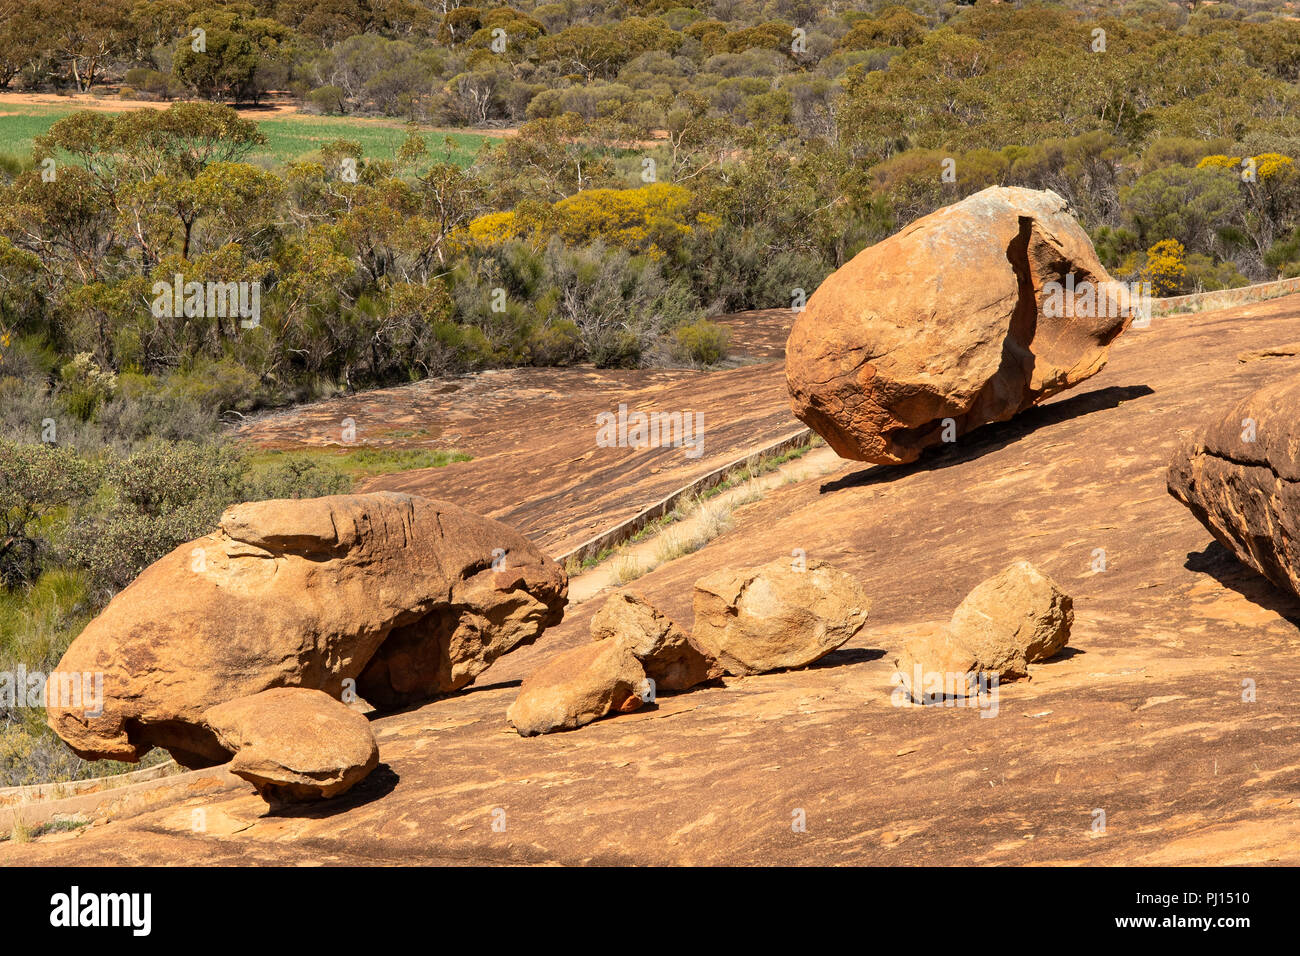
[1152,276,1300,316]
[558,428,814,567]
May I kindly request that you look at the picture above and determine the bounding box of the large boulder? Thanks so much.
[786,186,1134,464]
[691,559,870,675]
[1168,377,1300,596]
[48,492,567,767]
[507,640,647,736]
[894,561,1073,697]
[204,688,379,803]
[590,591,721,691]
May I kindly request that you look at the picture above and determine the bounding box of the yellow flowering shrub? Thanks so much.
[1141,238,1187,296]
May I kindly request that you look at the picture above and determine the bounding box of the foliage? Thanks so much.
[1141,239,1189,296]
[0,442,98,588]
[671,319,731,366]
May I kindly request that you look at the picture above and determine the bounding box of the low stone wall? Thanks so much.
[1152,276,1300,316]
[558,428,814,567]
[0,763,240,834]
[0,759,181,808]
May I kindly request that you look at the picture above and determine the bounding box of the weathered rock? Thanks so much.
[204,688,379,803]
[48,492,567,767]
[949,560,1072,677]
[893,562,1073,697]
[786,186,1133,464]
[1168,377,1300,596]
[1237,341,1300,363]
[590,591,721,691]
[691,558,870,675]
[891,621,984,700]
[507,640,646,736]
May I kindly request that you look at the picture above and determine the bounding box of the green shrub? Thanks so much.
[686,225,830,313]
[670,319,730,365]
[0,442,99,588]
[57,354,118,423]
[60,443,237,594]
[95,380,218,450]
[307,85,347,114]
[527,319,583,365]
[1183,253,1248,292]
[243,455,354,499]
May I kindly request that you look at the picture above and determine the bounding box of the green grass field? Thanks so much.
[0,108,72,161]
[0,104,492,168]
[253,114,490,167]
[246,445,472,481]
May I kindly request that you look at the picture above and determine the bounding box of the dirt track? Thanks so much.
[9,297,1300,865]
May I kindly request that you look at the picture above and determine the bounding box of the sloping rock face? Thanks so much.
[204,689,379,803]
[1168,377,1300,596]
[590,591,721,691]
[48,492,567,767]
[692,558,870,674]
[506,640,646,736]
[786,186,1133,464]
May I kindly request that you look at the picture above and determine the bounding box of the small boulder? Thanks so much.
[894,562,1073,698]
[691,558,870,675]
[948,560,1072,677]
[507,640,647,737]
[892,622,984,700]
[590,591,721,691]
[203,688,379,803]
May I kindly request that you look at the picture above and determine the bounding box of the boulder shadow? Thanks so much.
[806,646,887,669]
[1184,540,1300,624]
[448,677,523,696]
[820,383,1155,494]
[365,677,525,722]
[264,763,400,818]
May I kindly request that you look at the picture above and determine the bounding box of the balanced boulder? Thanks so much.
[48,492,567,767]
[204,688,379,803]
[590,591,721,691]
[507,639,647,736]
[1168,377,1300,596]
[786,186,1133,464]
[692,558,870,675]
